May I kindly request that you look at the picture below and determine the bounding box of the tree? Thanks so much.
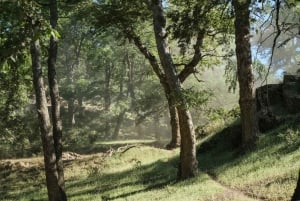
[1,1,65,199]
[91,0,199,178]
[1,1,69,199]
[85,0,232,178]
[47,0,67,199]
[233,0,258,149]
[30,23,62,201]
[150,0,198,179]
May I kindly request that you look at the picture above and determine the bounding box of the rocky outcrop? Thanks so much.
[256,74,300,132]
[282,74,300,112]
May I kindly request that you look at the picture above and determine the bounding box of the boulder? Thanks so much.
[255,74,300,132]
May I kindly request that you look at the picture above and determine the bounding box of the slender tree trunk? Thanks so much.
[68,98,75,126]
[151,0,198,179]
[124,27,182,151]
[65,47,75,127]
[111,60,126,140]
[47,0,67,199]
[31,37,61,201]
[112,110,126,140]
[154,113,161,141]
[78,96,84,117]
[291,170,300,201]
[125,49,135,102]
[233,0,258,149]
[104,63,112,138]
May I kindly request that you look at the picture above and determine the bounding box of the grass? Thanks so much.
[1,117,300,200]
[199,119,300,201]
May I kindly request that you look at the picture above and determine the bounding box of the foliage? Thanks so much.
[182,87,212,109]
[195,107,240,139]
[167,0,234,65]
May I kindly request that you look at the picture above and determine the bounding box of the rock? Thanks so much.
[258,109,281,133]
[255,74,300,132]
[256,84,282,111]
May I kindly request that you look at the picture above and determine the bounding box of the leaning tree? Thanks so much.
[80,0,233,179]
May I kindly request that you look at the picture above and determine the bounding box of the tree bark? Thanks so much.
[47,0,67,200]
[291,170,300,201]
[31,36,61,201]
[151,0,198,179]
[233,0,258,149]
[78,96,84,117]
[164,84,180,149]
[68,98,75,126]
[112,110,126,140]
[104,63,112,138]
[125,49,135,101]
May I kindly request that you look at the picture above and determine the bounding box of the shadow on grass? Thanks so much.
[67,158,178,200]
[0,167,46,201]
[197,122,243,171]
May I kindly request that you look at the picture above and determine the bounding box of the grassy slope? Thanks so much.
[1,119,300,201]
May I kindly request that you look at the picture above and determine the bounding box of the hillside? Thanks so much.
[1,115,300,201]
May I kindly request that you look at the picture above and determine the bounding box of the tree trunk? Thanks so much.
[233,0,258,149]
[31,37,61,201]
[104,63,112,138]
[164,84,180,149]
[124,26,182,150]
[177,106,197,179]
[125,49,135,102]
[47,0,67,200]
[78,96,84,117]
[64,43,75,127]
[151,0,198,179]
[112,110,126,140]
[68,98,75,126]
[291,170,300,201]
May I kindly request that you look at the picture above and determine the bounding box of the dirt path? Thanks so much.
[206,171,269,201]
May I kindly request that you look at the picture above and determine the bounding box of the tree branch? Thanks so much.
[261,0,281,85]
[124,27,165,81]
[178,30,205,82]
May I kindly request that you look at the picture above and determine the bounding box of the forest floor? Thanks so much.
[1,117,300,201]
